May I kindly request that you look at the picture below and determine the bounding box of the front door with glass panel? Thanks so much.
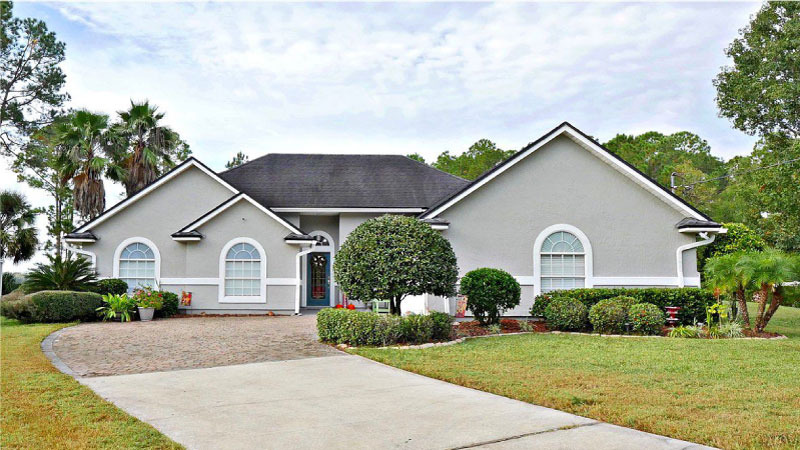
[306,252,330,306]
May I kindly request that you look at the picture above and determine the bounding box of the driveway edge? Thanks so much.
[41,326,81,378]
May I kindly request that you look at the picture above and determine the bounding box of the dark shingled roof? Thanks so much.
[65,231,98,241]
[219,154,469,208]
[675,217,722,229]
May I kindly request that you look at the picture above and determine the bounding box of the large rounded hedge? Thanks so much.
[544,296,587,331]
[628,303,665,335]
[460,268,521,325]
[588,297,630,334]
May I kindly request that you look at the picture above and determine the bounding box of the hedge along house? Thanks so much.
[64,122,725,316]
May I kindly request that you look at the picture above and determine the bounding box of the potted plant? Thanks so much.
[132,286,163,322]
[96,294,136,322]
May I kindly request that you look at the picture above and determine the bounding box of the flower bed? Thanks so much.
[454,319,546,337]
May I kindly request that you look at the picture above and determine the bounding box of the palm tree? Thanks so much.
[22,253,97,293]
[736,250,799,332]
[57,110,121,220]
[113,100,185,195]
[705,252,750,327]
[1,191,39,295]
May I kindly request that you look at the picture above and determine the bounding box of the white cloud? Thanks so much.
[3,1,762,272]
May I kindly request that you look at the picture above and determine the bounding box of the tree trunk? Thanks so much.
[760,287,784,332]
[753,283,770,333]
[55,195,62,257]
[736,284,750,328]
[0,260,4,297]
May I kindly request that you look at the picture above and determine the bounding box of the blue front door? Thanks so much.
[306,252,330,307]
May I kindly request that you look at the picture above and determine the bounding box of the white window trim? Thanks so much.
[219,237,267,304]
[533,224,593,297]
[302,230,336,307]
[113,237,161,290]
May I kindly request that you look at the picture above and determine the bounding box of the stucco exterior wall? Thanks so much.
[77,165,235,278]
[436,135,700,315]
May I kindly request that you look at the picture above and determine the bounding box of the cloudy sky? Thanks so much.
[5,1,761,271]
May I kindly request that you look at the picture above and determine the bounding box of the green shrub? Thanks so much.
[719,321,745,338]
[22,254,98,293]
[518,320,534,332]
[429,311,453,340]
[543,296,588,331]
[460,268,521,325]
[6,290,104,323]
[668,325,701,338]
[156,291,179,318]
[96,294,136,322]
[317,308,350,342]
[93,279,128,296]
[628,303,665,335]
[588,297,628,334]
[531,288,710,325]
[401,314,434,344]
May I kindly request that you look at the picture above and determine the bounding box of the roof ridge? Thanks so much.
[401,155,469,183]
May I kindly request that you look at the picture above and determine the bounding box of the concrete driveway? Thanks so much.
[80,354,714,450]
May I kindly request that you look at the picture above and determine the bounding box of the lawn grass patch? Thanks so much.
[353,305,800,449]
[0,317,182,449]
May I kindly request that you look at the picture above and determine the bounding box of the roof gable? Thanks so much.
[175,193,304,237]
[420,122,711,221]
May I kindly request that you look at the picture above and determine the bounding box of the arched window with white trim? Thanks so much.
[118,242,156,293]
[219,238,267,303]
[534,225,593,296]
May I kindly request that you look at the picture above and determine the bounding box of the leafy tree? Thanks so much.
[334,215,458,315]
[225,151,249,169]
[112,100,190,195]
[698,223,766,272]
[0,190,38,296]
[2,271,20,295]
[432,139,514,180]
[714,2,800,138]
[0,1,69,158]
[405,153,425,164]
[8,118,74,255]
[57,110,121,220]
[22,252,97,293]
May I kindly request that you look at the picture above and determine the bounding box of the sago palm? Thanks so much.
[0,190,39,295]
[22,253,97,293]
[57,110,122,220]
[705,252,750,327]
[113,100,184,195]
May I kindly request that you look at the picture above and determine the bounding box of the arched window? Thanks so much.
[534,225,592,295]
[224,242,262,297]
[118,242,156,293]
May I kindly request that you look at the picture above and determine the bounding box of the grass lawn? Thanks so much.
[1,317,182,449]
[354,304,800,450]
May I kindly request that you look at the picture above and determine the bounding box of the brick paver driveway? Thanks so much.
[52,314,340,377]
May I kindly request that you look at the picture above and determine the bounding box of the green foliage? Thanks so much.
[2,290,103,323]
[0,1,69,158]
[432,139,514,180]
[518,320,534,332]
[0,292,34,321]
[588,297,629,334]
[460,268,521,325]
[92,278,128,296]
[429,311,453,341]
[2,272,20,295]
[719,321,745,338]
[628,303,665,335]
[698,223,766,271]
[0,190,38,267]
[225,151,249,169]
[334,215,458,315]
[406,153,426,164]
[131,286,163,309]
[668,325,702,339]
[316,309,453,346]
[714,2,800,138]
[22,253,97,293]
[487,324,502,334]
[96,293,136,322]
[543,296,587,331]
[532,288,710,325]
[401,314,435,344]
[156,291,179,318]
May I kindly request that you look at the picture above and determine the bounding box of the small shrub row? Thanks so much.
[1,290,103,323]
[317,309,453,346]
[531,288,711,325]
[91,278,129,296]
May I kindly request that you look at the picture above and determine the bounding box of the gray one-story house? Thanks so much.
[65,122,725,315]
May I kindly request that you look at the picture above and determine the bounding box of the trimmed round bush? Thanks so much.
[544,296,588,331]
[628,303,665,335]
[429,311,453,341]
[460,268,521,325]
[589,297,628,334]
[155,291,179,318]
[93,278,128,296]
[401,314,435,344]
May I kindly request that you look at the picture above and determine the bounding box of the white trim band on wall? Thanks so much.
[513,276,698,287]
[160,278,300,286]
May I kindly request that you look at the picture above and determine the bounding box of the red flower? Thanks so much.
[346,304,355,310]
[335,304,344,309]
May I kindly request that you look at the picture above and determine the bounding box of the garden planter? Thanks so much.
[138,307,155,321]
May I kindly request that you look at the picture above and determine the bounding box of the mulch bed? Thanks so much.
[454,319,547,338]
[742,329,783,338]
